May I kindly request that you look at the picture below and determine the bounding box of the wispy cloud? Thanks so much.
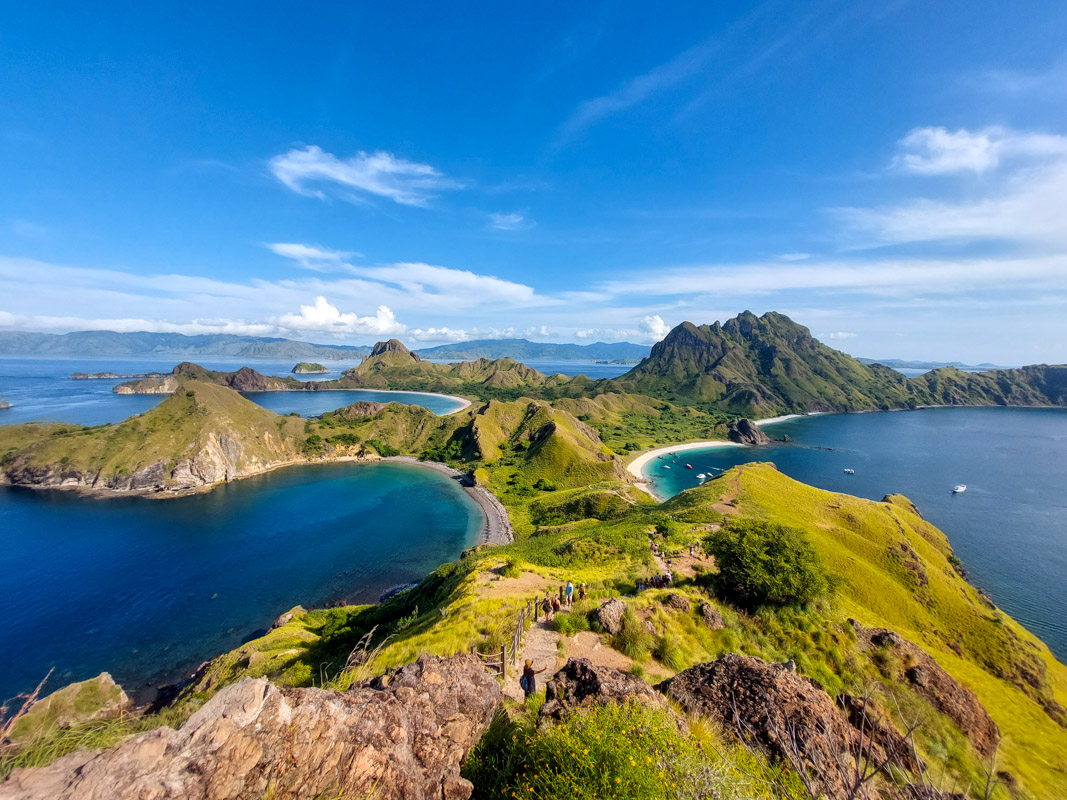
[488,212,533,231]
[977,54,1067,96]
[554,34,721,146]
[266,242,359,271]
[269,145,462,206]
[821,331,857,340]
[892,126,1067,175]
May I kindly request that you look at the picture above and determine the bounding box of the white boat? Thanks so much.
[696,473,707,479]
[952,484,967,494]
[843,468,855,475]
[662,465,671,469]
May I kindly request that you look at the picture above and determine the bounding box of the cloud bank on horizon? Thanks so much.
[1,2,1066,363]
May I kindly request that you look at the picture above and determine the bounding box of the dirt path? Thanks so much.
[504,619,562,701]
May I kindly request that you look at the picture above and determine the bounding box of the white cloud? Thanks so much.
[409,327,470,342]
[778,252,811,261]
[821,331,857,340]
[275,297,406,336]
[351,262,540,306]
[269,145,461,207]
[267,242,357,271]
[488,212,532,231]
[639,314,671,340]
[892,126,1067,175]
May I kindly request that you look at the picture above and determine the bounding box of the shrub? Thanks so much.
[499,557,522,579]
[654,634,687,672]
[706,519,828,608]
[533,478,557,491]
[612,608,653,661]
[463,701,737,800]
[550,612,590,637]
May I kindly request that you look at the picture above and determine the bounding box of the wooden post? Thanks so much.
[470,644,476,655]
[501,645,507,679]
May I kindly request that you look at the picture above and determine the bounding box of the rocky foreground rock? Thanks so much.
[539,658,669,723]
[0,654,499,800]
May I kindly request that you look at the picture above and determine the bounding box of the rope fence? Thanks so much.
[469,597,536,679]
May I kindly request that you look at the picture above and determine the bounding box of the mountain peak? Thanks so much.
[370,339,421,362]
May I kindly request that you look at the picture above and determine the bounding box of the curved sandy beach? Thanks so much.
[353,388,472,415]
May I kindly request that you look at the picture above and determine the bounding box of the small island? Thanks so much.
[72,371,163,380]
[292,362,329,374]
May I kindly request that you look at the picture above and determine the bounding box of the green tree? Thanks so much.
[706,519,827,608]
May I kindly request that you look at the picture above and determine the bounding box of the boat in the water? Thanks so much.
[952,484,967,494]
[662,465,671,470]
[696,473,707,479]
[843,468,855,475]
[686,464,693,469]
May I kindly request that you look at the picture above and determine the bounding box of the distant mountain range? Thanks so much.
[857,357,1011,372]
[0,331,371,360]
[414,338,650,362]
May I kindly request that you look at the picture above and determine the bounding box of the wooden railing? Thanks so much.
[470,598,535,679]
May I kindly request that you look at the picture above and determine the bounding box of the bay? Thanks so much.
[0,461,482,702]
[643,407,1067,661]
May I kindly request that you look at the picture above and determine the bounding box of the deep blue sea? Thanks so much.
[0,461,481,702]
[0,356,466,425]
[644,407,1067,661]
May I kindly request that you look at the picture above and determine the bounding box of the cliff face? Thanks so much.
[0,654,500,800]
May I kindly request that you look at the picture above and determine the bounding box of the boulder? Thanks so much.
[539,658,670,723]
[657,654,893,797]
[7,673,129,745]
[269,605,307,630]
[594,597,627,635]
[856,625,1000,757]
[699,602,725,630]
[664,593,690,611]
[0,654,500,800]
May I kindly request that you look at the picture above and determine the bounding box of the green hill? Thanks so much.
[617,312,1067,415]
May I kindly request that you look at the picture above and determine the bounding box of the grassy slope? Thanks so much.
[0,381,307,484]
[664,464,1067,796]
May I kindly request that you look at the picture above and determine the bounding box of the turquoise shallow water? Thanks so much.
[644,407,1067,661]
[0,462,482,702]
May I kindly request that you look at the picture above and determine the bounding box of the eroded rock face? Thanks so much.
[539,658,669,723]
[856,626,1000,757]
[665,593,690,611]
[0,654,500,800]
[594,597,627,635]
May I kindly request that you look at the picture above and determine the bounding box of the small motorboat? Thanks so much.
[686,464,693,469]
[843,468,855,475]
[662,465,671,470]
[952,484,967,494]
[696,473,707,479]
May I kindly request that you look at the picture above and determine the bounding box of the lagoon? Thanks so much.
[643,407,1067,661]
[0,461,482,702]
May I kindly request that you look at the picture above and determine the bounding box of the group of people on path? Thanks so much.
[540,579,586,621]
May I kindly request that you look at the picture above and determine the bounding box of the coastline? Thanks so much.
[336,387,473,416]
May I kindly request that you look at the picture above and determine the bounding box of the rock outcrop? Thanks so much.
[664,593,691,611]
[699,602,725,630]
[658,654,919,797]
[855,626,1000,757]
[370,339,421,361]
[594,597,627,635]
[539,658,669,723]
[726,418,771,445]
[8,673,129,745]
[0,654,500,800]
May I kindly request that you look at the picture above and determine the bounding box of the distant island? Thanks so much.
[0,330,370,360]
[71,371,164,380]
[858,357,1013,372]
[415,337,651,362]
[292,362,329,374]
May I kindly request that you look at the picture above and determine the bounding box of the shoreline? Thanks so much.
[332,387,473,416]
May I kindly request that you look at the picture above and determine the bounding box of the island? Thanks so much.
[291,362,329,374]
[3,313,1067,800]
[71,371,163,380]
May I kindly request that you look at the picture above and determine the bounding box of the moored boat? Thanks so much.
[952,484,967,494]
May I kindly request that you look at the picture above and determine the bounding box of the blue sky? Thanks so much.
[2,1,1066,363]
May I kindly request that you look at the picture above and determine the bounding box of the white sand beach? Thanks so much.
[359,388,472,415]
[626,440,745,481]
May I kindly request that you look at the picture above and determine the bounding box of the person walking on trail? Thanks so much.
[558,585,565,605]
[542,593,553,621]
[578,582,586,601]
[565,581,574,606]
[521,659,546,699]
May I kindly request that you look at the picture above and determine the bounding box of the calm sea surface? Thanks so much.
[0,356,466,425]
[0,462,482,702]
[644,407,1067,661]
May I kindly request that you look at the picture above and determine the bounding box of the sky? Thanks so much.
[2,1,1067,364]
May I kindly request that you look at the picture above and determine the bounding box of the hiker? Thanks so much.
[552,594,561,613]
[541,593,553,621]
[558,585,565,605]
[688,543,694,557]
[636,578,644,593]
[578,582,586,601]
[565,580,574,606]
[520,659,547,698]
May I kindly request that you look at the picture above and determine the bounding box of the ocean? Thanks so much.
[0,356,466,424]
[643,407,1067,661]
[0,461,482,702]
